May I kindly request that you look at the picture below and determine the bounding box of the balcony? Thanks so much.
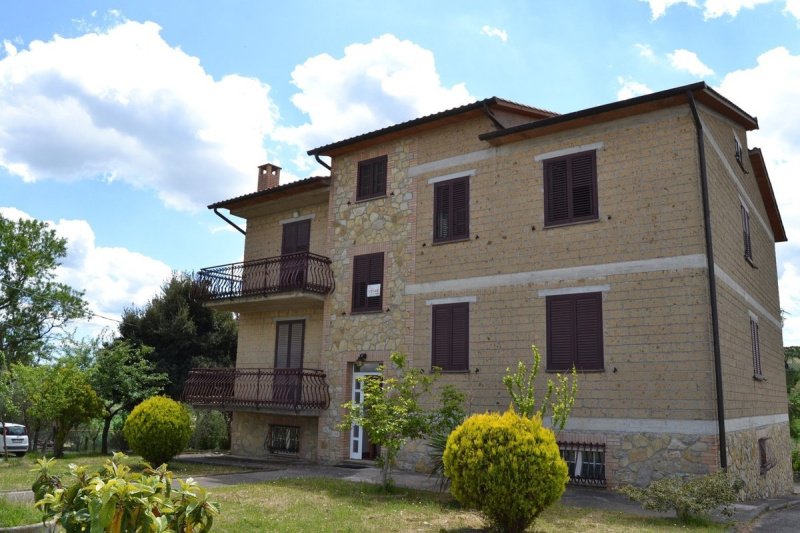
[193,252,334,311]
[182,368,330,415]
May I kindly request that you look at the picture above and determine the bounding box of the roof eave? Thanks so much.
[748,148,787,243]
[208,177,331,211]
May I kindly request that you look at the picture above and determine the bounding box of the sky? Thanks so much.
[1,0,799,344]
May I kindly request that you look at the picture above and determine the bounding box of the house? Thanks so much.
[183,81,792,498]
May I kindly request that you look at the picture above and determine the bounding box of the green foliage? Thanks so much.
[502,345,578,433]
[124,396,193,466]
[620,471,743,522]
[426,385,467,489]
[340,353,437,489]
[0,214,88,365]
[23,359,103,458]
[786,347,800,440]
[443,409,569,532]
[33,452,219,533]
[188,408,231,450]
[119,272,237,398]
[792,447,800,472]
[88,339,168,454]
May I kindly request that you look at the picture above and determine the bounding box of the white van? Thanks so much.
[1,422,29,457]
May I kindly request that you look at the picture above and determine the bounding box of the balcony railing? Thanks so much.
[193,252,334,302]
[182,368,330,412]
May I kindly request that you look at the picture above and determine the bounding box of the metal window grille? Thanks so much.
[559,441,606,487]
[267,425,300,455]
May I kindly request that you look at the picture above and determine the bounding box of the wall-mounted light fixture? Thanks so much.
[355,352,367,370]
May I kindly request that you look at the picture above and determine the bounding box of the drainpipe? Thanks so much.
[314,154,332,171]
[687,90,727,470]
[213,208,246,236]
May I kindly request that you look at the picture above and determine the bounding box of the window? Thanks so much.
[267,425,299,454]
[741,204,753,263]
[544,150,598,226]
[432,302,469,371]
[750,316,763,379]
[734,134,745,171]
[758,437,775,474]
[357,155,388,200]
[434,177,469,242]
[559,442,606,487]
[546,292,603,371]
[275,320,304,369]
[351,252,383,313]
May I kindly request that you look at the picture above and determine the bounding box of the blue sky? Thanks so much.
[1,0,800,343]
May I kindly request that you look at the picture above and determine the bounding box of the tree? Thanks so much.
[28,359,103,457]
[0,214,88,365]
[786,346,800,439]
[0,351,20,461]
[119,273,237,398]
[89,340,169,454]
[340,353,437,488]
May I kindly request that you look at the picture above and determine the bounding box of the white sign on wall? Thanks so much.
[367,284,381,297]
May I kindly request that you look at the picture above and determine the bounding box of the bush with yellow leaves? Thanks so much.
[443,409,568,532]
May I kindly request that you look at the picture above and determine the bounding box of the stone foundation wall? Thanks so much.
[231,411,319,462]
[727,421,793,499]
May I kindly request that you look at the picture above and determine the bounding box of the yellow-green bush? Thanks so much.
[443,409,568,532]
[124,396,193,466]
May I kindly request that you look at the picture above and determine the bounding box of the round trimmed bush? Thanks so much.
[443,409,569,532]
[124,396,193,466]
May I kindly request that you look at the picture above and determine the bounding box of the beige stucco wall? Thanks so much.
[242,200,329,262]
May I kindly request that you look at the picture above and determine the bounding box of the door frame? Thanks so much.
[349,368,380,460]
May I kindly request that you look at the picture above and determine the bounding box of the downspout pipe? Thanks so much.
[314,154,332,171]
[213,208,246,236]
[687,90,727,470]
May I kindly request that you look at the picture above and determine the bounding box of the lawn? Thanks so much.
[0,452,250,492]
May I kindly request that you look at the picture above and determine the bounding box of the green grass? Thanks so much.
[0,497,41,528]
[0,452,250,492]
[211,478,729,532]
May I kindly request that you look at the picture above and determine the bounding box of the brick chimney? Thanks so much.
[257,163,281,191]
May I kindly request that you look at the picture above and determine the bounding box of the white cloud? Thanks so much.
[0,19,278,211]
[640,0,698,19]
[702,0,774,19]
[635,43,655,59]
[616,77,654,100]
[786,0,800,19]
[667,49,715,77]
[480,25,509,43]
[0,206,171,334]
[717,47,800,344]
[273,34,473,150]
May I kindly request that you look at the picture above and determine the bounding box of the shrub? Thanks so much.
[443,409,568,532]
[792,446,800,472]
[33,453,218,532]
[620,470,743,522]
[124,396,193,466]
[427,385,467,491]
[189,408,231,450]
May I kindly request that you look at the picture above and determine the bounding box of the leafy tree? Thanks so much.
[786,346,800,439]
[28,359,103,457]
[503,344,578,434]
[89,340,169,454]
[340,353,437,489]
[0,214,88,365]
[9,363,51,451]
[119,273,237,398]
[0,351,20,461]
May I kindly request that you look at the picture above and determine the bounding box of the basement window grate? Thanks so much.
[267,425,300,455]
[558,441,606,487]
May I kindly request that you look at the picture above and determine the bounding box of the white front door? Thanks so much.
[350,370,380,459]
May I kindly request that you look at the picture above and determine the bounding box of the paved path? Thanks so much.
[748,500,800,532]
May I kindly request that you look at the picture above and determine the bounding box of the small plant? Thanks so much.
[340,353,437,489]
[427,385,467,490]
[124,396,193,467]
[503,345,577,433]
[620,470,743,522]
[443,409,569,532]
[33,453,219,532]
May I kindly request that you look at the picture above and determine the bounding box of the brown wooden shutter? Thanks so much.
[366,253,384,310]
[358,160,373,199]
[282,220,311,255]
[742,205,753,261]
[434,183,450,241]
[452,179,469,239]
[547,297,575,370]
[275,320,305,369]
[357,156,387,200]
[275,322,290,368]
[575,293,603,370]
[373,158,387,196]
[545,159,569,224]
[570,152,596,220]
[352,252,383,312]
[289,321,304,368]
[431,303,468,371]
[751,318,762,376]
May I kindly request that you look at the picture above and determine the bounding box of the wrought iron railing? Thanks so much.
[193,252,334,301]
[182,368,330,411]
[558,441,607,487]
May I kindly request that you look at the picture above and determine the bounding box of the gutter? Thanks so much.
[687,90,728,470]
[314,154,332,171]
[213,208,246,236]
